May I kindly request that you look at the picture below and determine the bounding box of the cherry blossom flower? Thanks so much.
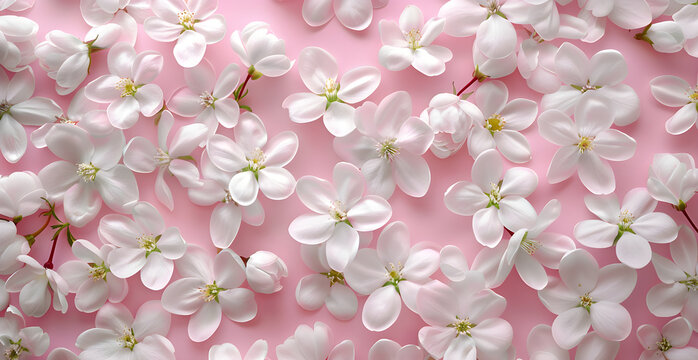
[123,111,207,210]
[161,246,257,342]
[282,46,381,137]
[98,201,186,290]
[57,240,128,313]
[345,221,439,331]
[419,93,481,159]
[302,0,376,31]
[75,301,175,360]
[0,68,62,163]
[0,306,49,359]
[444,149,538,248]
[650,73,698,135]
[517,39,561,94]
[187,150,265,249]
[0,222,29,275]
[295,243,359,320]
[80,0,152,46]
[673,4,698,57]
[167,59,241,136]
[378,5,452,76]
[289,162,391,271]
[38,125,138,227]
[84,42,164,129]
[637,317,698,359]
[647,226,698,329]
[5,255,69,317]
[538,96,637,194]
[276,322,355,360]
[368,339,424,360]
[541,42,641,126]
[207,112,298,207]
[416,277,513,360]
[245,250,288,294]
[646,153,698,209]
[574,188,678,269]
[230,22,293,78]
[334,91,434,199]
[468,80,537,163]
[0,15,38,72]
[34,24,122,95]
[209,340,268,360]
[577,0,653,41]
[636,21,686,53]
[0,171,45,220]
[538,249,636,349]
[144,0,226,68]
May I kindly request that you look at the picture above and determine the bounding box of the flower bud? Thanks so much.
[638,21,686,53]
[245,251,288,294]
[420,93,481,159]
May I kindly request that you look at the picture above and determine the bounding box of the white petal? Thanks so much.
[378,45,413,72]
[303,0,334,27]
[473,207,503,248]
[666,104,698,135]
[588,50,627,86]
[282,93,327,124]
[326,284,358,320]
[288,214,335,245]
[334,0,373,31]
[578,152,615,195]
[219,288,257,323]
[174,30,206,68]
[476,15,517,59]
[346,195,391,232]
[650,75,692,107]
[338,66,381,103]
[393,154,430,197]
[297,46,338,94]
[325,222,359,272]
[210,203,242,249]
[362,286,401,331]
[589,301,632,341]
[0,116,27,163]
[552,307,591,349]
[324,102,356,137]
[559,249,598,294]
[188,301,222,342]
[593,129,636,161]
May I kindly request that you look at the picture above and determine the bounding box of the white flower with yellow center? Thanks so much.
[0,306,49,360]
[650,73,698,135]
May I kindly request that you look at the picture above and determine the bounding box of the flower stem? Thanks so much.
[235,73,252,101]
[44,228,62,269]
[457,76,478,96]
[681,209,698,233]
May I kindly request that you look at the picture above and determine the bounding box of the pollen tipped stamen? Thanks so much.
[245,147,266,173]
[178,10,195,29]
[77,162,99,182]
[618,209,635,232]
[485,182,502,208]
[485,113,505,134]
[3,340,28,360]
[579,293,594,311]
[324,78,339,102]
[199,282,224,302]
[0,101,11,114]
[377,138,400,160]
[406,28,422,50]
[520,235,541,255]
[118,328,138,350]
[657,337,672,352]
[323,270,346,286]
[56,114,77,124]
[89,263,109,281]
[200,91,216,107]
[679,274,698,291]
[329,200,347,222]
[448,316,477,337]
[576,136,594,153]
[137,234,159,255]
[689,90,698,102]
[154,148,171,167]
[116,78,137,97]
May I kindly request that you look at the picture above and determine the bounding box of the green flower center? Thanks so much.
[382,263,404,293]
[322,270,346,286]
[0,101,12,115]
[679,273,698,291]
[448,316,477,337]
[657,337,672,352]
[116,78,138,97]
[324,78,340,103]
[578,293,595,312]
[688,90,698,102]
[178,10,196,30]
[89,262,109,281]
[485,113,505,134]
[4,339,28,360]
[485,181,503,209]
[377,138,400,161]
[199,281,225,302]
[137,234,161,256]
[618,209,635,232]
[200,91,216,108]
[405,28,422,50]
[243,148,266,178]
[154,148,171,167]
[329,200,348,222]
[77,162,100,182]
[571,81,602,93]
[576,136,594,153]
[118,328,138,350]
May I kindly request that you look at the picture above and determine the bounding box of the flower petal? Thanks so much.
[362,286,401,331]
[174,30,206,68]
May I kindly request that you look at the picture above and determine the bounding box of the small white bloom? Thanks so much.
[0,15,38,72]
[650,73,698,135]
[0,306,50,359]
[637,21,686,53]
[209,340,268,360]
[276,322,354,360]
[230,22,293,78]
[637,317,698,359]
[245,250,288,294]
[419,93,481,159]
[5,255,69,317]
[646,153,698,208]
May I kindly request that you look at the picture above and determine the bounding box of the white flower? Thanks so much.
[302,0,375,31]
[207,113,298,206]
[187,150,265,249]
[230,22,293,78]
[283,46,380,137]
[47,348,78,360]
[38,125,138,227]
[345,221,439,331]
[647,226,698,329]
[57,239,128,313]
[98,201,186,290]
[444,149,538,248]
[167,59,241,136]
[538,96,637,194]
[637,317,698,359]
[636,21,686,53]
[144,0,226,68]
[84,42,164,129]
[245,250,288,294]
[295,243,359,321]
[334,91,434,199]
[646,153,698,208]
[0,15,38,72]
[468,80,537,163]
[75,301,175,360]
[538,249,636,349]
[416,277,513,360]
[34,24,122,95]
[5,255,69,317]
[419,93,481,159]
[80,0,152,46]
[276,322,355,360]
[673,4,698,57]
[378,5,452,76]
[578,0,653,38]
[517,39,562,94]
[123,111,207,210]
[161,246,257,342]
[0,68,62,163]
[0,306,49,359]
[368,339,424,360]
[574,187,678,269]
[289,162,391,271]
[209,340,268,360]
[541,42,641,126]
[0,222,29,276]
[649,73,698,135]
[0,172,45,220]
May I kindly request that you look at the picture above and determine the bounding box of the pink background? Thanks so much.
[3,0,698,358]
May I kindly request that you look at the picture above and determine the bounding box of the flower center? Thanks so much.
[154,148,171,167]
[405,28,422,50]
[118,328,138,350]
[56,114,78,125]
[519,232,540,255]
[137,234,161,256]
[689,90,698,103]
[3,339,28,360]
[679,274,698,291]
[485,113,505,134]
[243,148,266,175]
[222,190,235,204]
[200,91,216,108]
[383,263,404,292]
[0,101,11,115]
[199,282,225,302]
[618,209,635,232]
[77,162,99,182]
[657,337,672,352]
[578,293,595,311]
[89,262,109,281]
[323,78,339,102]
[322,270,346,286]
[572,81,602,93]
[329,200,348,222]
[116,78,138,97]
[576,136,594,153]
[178,10,196,30]
[448,316,477,337]
[376,138,400,160]
[485,181,503,209]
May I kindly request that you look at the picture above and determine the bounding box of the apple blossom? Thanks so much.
[635,21,686,53]
[541,42,641,126]
[84,42,164,129]
[230,22,293,78]
[517,39,562,94]
[276,322,355,360]
[0,15,38,72]
[245,250,288,294]
[80,0,152,46]
[144,0,226,68]
[302,0,376,31]
[0,306,49,359]
[0,171,45,220]
[57,240,128,313]
[637,317,698,359]
[650,74,698,135]
[209,340,268,360]
[646,153,698,209]
[0,222,29,275]
[0,68,62,163]
[38,125,138,227]
[333,91,434,199]
[161,246,257,342]
[98,201,186,290]
[295,243,359,321]
[368,339,424,360]
[419,93,481,159]
[4,255,69,317]
[289,162,391,271]
[282,46,381,137]
[538,249,636,349]
[444,149,538,248]
[673,4,698,57]
[207,112,298,206]
[75,301,175,360]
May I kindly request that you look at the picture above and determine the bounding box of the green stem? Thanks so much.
[235,73,252,101]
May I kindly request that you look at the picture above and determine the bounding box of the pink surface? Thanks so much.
[3,0,698,358]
